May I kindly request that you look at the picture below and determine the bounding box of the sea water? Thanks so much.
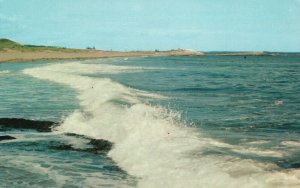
[0,56,300,187]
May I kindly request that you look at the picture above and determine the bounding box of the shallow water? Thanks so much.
[1,56,300,187]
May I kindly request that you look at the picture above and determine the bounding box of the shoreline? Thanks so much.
[0,49,204,63]
[1,39,299,63]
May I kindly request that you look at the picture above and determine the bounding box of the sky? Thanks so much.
[0,0,299,52]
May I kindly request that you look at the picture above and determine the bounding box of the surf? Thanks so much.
[23,60,300,188]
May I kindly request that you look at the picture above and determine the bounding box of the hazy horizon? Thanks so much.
[1,0,300,52]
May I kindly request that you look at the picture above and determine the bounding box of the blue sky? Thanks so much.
[0,0,299,51]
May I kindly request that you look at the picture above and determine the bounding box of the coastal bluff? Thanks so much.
[0,39,203,62]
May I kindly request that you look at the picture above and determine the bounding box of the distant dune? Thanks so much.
[0,39,204,63]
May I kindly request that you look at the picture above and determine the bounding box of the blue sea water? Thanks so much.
[0,56,300,187]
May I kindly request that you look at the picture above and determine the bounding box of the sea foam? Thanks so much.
[23,61,300,188]
[0,70,10,75]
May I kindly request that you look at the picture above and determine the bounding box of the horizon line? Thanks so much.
[2,38,300,53]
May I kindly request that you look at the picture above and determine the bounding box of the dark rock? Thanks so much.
[49,138,113,154]
[89,139,113,152]
[49,143,100,154]
[0,135,16,141]
[0,118,57,132]
[64,133,113,151]
[64,133,89,139]
[289,163,300,169]
[49,144,73,150]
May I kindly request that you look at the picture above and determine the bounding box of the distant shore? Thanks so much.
[0,39,203,63]
[1,39,298,63]
[0,49,204,63]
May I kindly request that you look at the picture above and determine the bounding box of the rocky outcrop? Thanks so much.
[0,135,16,141]
[0,118,57,132]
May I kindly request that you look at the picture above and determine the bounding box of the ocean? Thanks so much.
[0,55,300,188]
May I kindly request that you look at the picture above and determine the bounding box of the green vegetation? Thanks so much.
[0,39,22,50]
[0,38,83,52]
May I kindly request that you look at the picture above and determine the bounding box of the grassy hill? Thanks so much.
[0,38,82,52]
[0,39,23,50]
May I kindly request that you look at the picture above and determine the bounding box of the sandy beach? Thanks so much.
[0,49,204,63]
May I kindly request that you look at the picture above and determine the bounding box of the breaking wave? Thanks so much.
[23,61,300,188]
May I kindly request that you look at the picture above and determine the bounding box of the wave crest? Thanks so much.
[23,61,300,188]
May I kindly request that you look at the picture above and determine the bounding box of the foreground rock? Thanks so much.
[49,139,113,154]
[0,135,16,141]
[50,133,114,154]
[0,118,57,132]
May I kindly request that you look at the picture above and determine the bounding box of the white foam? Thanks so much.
[23,61,300,188]
[232,147,285,158]
[243,140,271,145]
[0,70,10,75]
[281,141,300,147]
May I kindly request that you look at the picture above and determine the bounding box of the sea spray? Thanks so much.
[23,61,300,188]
